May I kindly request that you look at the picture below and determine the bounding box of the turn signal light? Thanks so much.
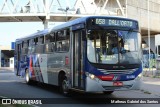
[65,56,69,65]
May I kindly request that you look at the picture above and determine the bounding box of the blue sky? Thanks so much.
[0,0,75,46]
[0,22,63,46]
[0,22,44,46]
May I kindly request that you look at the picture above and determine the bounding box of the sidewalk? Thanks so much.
[142,76,160,97]
[141,69,160,97]
[143,68,160,78]
[0,67,14,71]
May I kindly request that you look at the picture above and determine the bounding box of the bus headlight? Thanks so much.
[138,73,143,78]
[136,73,143,80]
[86,72,100,81]
[90,74,95,79]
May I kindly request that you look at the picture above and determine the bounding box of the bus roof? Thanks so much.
[51,16,138,31]
[15,16,138,43]
[15,28,51,42]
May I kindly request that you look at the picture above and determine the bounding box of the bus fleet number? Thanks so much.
[96,19,105,25]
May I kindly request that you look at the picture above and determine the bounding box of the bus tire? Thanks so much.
[25,69,32,85]
[60,76,70,96]
[103,91,114,95]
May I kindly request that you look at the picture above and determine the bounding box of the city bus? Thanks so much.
[14,16,143,95]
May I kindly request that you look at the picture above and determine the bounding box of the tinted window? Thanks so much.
[45,33,55,53]
[28,39,36,54]
[56,29,70,52]
[36,36,45,53]
[22,41,28,55]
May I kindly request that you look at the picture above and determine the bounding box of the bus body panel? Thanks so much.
[39,54,48,83]
[84,55,143,92]
[29,54,44,82]
[26,53,70,85]
[47,52,70,85]
[85,61,143,81]
[28,54,48,83]
[85,76,142,92]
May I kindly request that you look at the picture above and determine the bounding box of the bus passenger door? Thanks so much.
[16,44,21,76]
[72,31,84,89]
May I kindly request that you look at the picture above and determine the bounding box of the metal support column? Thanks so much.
[43,19,49,29]
[43,0,50,29]
[0,50,1,68]
[125,0,128,18]
[148,0,151,73]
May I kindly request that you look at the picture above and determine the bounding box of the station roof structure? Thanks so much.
[0,0,160,36]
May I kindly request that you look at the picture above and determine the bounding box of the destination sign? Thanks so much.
[92,18,138,29]
[108,19,133,27]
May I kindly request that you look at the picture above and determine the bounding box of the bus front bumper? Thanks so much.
[85,75,142,92]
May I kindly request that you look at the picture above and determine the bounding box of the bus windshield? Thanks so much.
[87,30,142,64]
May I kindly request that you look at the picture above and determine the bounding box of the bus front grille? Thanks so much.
[100,68,138,74]
[102,85,133,90]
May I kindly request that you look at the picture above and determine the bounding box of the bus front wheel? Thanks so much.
[60,77,70,96]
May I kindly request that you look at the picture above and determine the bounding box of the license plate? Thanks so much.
[113,82,123,86]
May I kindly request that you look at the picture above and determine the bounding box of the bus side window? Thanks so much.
[28,39,36,54]
[28,40,31,54]
[22,41,28,55]
[37,36,44,45]
[45,33,55,53]
[56,29,70,52]
[34,38,38,45]
[36,36,44,53]
[50,33,56,52]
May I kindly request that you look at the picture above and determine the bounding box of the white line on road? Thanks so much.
[0,95,7,98]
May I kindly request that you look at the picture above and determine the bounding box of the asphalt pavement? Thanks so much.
[0,67,160,107]
[0,67,160,98]
[141,77,160,97]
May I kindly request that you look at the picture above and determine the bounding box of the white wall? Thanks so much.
[10,57,14,68]
[155,34,160,46]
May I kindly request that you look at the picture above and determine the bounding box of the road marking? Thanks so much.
[0,96,7,98]
[29,104,40,107]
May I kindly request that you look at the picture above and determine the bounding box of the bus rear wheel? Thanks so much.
[25,69,31,84]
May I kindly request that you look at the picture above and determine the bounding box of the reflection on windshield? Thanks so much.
[87,30,142,64]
